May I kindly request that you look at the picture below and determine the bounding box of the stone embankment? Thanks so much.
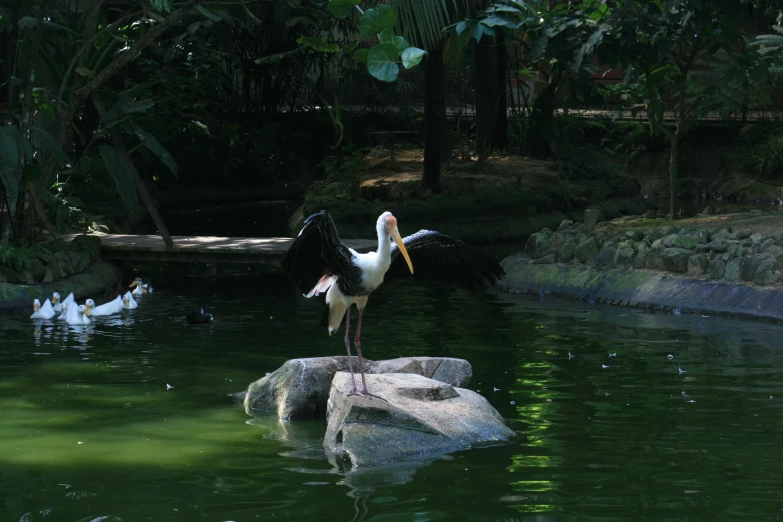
[523,218,783,286]
[499,213,783,321]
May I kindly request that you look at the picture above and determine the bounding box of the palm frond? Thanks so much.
[393,0,491,48]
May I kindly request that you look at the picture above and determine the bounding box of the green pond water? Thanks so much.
[2,268,783,521]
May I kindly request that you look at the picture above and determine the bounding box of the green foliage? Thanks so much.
[731,122,783,183]
[98,146,138,210]
[0,243,53,272]
[550,116,623,186]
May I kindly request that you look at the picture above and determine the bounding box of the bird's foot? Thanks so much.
[357,390,388,402]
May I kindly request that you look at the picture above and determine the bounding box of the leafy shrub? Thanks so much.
[731,122,783,182]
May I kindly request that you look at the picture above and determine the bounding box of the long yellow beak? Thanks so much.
[84,308,92,317]
[33,303,39,311]
[129,281,138,289]
[52,295,58,303]
[390,227,413,274]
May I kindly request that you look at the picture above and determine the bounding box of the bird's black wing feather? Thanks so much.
[281,211,362,296]
[385,230,504,293]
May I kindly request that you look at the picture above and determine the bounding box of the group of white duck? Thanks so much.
[29,278,152,325]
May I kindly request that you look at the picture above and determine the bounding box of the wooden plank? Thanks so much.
[65,233,376,263]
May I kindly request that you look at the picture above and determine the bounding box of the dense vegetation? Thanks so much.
[1,0,782,254]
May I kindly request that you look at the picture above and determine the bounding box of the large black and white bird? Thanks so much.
[281,210,504,398]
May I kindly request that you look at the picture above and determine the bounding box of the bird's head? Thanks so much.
[52,292,60,304]
[122,295,130,307]
[77,304,89,316]
[129,277,143,289]
[379,212,413,274]
[84,300,94,316]
[33,299,41,312]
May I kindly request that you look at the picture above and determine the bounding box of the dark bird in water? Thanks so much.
[281,210,504,398]
[186,306,214,324]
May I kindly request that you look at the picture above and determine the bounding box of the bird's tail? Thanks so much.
[324,302,346,335]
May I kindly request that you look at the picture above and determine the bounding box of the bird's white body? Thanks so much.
[57,293,76,321]
[87,296,124,316]
[67,304,91,325]
[122,291,139,309]
[31,299,56,320]
[323,215,393,333]
[51,292,62,312]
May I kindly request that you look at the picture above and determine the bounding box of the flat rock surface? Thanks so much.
[323,372,517,467]
[243,356,473,420]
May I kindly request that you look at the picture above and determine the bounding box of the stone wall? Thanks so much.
[523,219,783,287]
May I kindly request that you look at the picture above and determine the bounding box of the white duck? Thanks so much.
[122,291,139,309]
[129,278,144,297]
[57,293,76,321]
[30,298,56,320]
[67,304,91,325]
[51,292,62,312]
[86,297,124,316]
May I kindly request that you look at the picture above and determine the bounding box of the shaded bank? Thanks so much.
[499,254,783,322]
[0,262,123,310]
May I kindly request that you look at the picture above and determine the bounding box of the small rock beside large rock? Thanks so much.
[323,372,517,467]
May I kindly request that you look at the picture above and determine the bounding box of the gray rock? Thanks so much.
[662,248,692,273]
[736,229,752,240]
[646,245,666,270]
[755,259,780,286]
[627,230,645,242]
[524,232,552,260]
[595,247,619,268]
[671,235,699,249]
[616,247,637,268]
[574,237,598,264]
[557,219,574,232]
[740,255,767,282]
[723,259,742,282]
[634,243,650,268]
[707,259,726,280]
[583,208,605,231]
[371,357,472,388]
[558,241,576,263]
[532,254,555,265]
[707,239,729,253]
[662,234,679,248]
[46,262,65,281]
[41,268,54,284]
[750,233,765,244]
[701,205,716,216]
[687,253,709,276]
[693,230,711,244]
[28,259,47,282]
[324,372,517,467]
[244,356,474,420]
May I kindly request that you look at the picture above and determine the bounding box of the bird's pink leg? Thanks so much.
[343,307,359,394]
[353,308,386,401]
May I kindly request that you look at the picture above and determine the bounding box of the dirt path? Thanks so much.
[598,211,783,236]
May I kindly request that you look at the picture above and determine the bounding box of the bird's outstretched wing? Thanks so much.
[385,230,504,293]
[281,211,362,296]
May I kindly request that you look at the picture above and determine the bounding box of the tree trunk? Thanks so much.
[423,40,446,193]
[493,29,507,149]
[528,70,559,158]
[668,133,679,220]
[474,35,496,156]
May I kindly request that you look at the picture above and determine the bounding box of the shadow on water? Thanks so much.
[3,267,783,520]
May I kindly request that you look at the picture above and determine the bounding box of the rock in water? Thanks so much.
[243,356,473,420]
[324,372,517,467]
